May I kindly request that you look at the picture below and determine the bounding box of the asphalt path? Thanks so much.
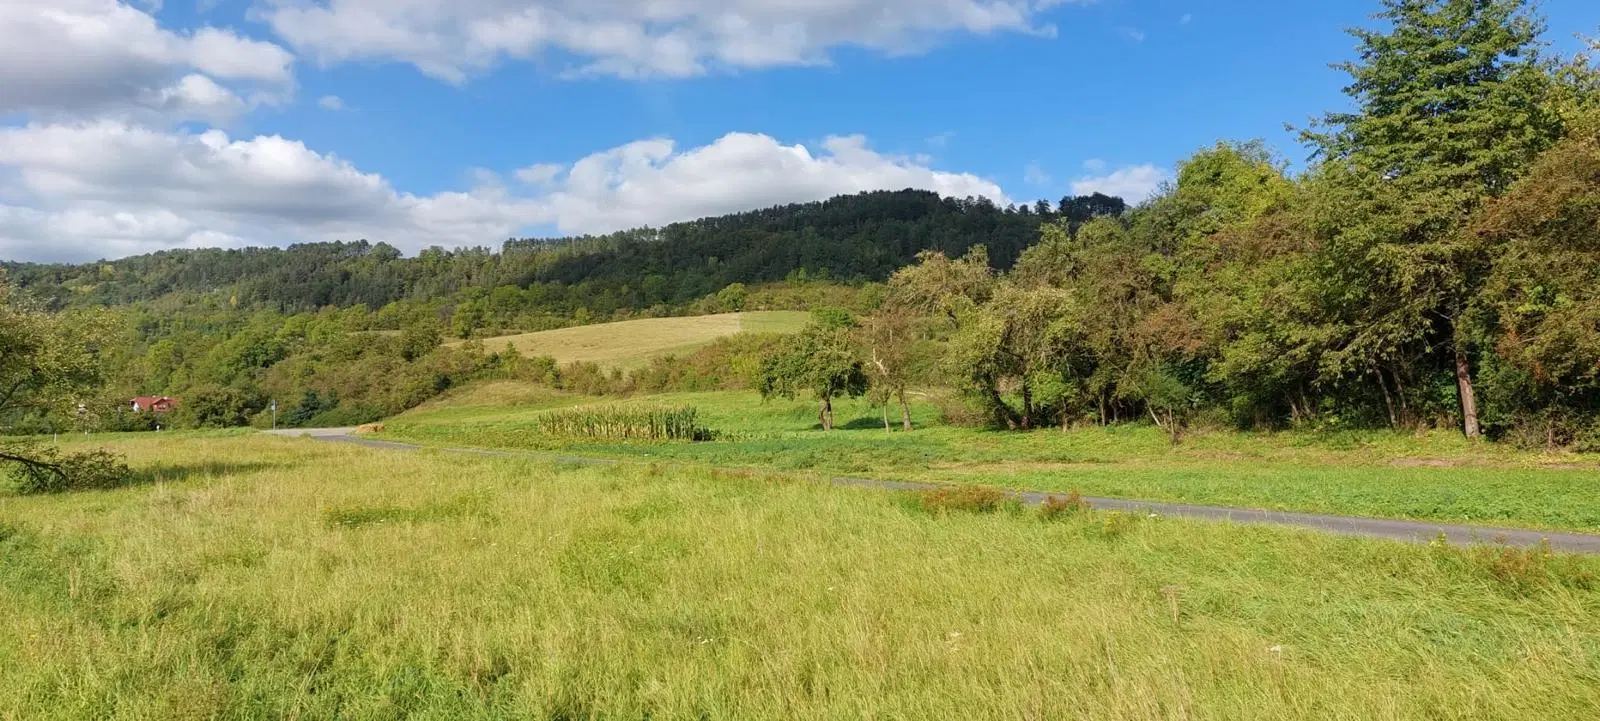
[264,428,1600,554]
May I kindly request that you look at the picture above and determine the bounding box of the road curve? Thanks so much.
[265,428,1600,554]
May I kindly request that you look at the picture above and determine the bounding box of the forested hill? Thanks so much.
[5,190,1125,313]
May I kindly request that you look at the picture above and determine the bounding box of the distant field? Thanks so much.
[387,386,1600,533]
[459,311,809,370]
[2,434,1597,717]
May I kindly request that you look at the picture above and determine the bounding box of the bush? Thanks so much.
[4,444,133,495]
[1098,511,1141,539]
[629,333,793,394]
[914,486,1010,515]
[1039,490,1091,521]
[927,390,987,427]
[104,409,162,433]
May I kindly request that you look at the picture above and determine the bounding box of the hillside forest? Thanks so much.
[4,0,1599,450]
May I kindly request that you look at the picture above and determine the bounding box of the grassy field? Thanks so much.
[384,385,1600,533]
[456,312,809,370]
[1,433,1597,718]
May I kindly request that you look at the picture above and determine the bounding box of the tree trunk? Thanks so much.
[1020,382,1035,430]
[1455,348,1481,440]
[897,389,912,431]
[982,378,1021,429]
[1390,363,1411,427]
[882,402,891,432]
[819,397,834,431]
[1375,368,1398,429]
[1148,406,1170,439]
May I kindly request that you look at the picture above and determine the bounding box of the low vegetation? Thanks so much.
[0,434,1596,718]
[528,405,715,442]
[384,388,1600,533]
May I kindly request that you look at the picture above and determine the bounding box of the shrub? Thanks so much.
[1098,511,1141,539]
[927,390,987,427]
[915,486,1009,515]
[4,444,134,495]
[1039,490,1091,521]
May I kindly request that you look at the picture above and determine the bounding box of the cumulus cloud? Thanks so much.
[259,0,1085,82]
[144,74,249,123]
[1070,164,1171,203]
[528,133,1008,235]
[0,0,293,121]
[0,124,1008,262]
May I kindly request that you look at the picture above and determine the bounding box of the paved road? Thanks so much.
[266,428,1600,554]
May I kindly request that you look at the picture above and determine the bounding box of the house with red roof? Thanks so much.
[131,396,179,414]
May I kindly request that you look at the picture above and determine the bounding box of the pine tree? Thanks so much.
[1305,0,1564,438]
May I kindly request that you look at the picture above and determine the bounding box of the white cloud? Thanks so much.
[318,95,345,110]
[1082,158,1107,173]
[144,74,248,123]
[528,132,1008,235]
[259,0,1086,82]
[1119,26,1146,43]
[0,124,1009,261]
[926,131,956,149]
[0,0,294,120]
[1023,161,1050,186]
[514,163,564,186]
[1070,163,1171,202]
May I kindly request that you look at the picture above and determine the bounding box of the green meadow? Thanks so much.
[384,385,1600,534]
[1,433,1598,719]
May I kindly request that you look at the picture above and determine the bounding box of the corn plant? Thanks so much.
[529,405,714,442]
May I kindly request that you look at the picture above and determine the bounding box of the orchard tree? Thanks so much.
[758,323,869,431]
[886,246,994,326]
[859,303,923,431]
[945,283,1083,430]
[0,278,130,493]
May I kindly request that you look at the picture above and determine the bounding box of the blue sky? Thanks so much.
[1,0,1594,262]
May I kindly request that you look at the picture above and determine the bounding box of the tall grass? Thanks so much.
[0,435,1597,718]
[386,387,1600,532]
[530,404,714,441]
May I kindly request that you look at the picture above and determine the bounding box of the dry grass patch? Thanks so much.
[460,311,809,371]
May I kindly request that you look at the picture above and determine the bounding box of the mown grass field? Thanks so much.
[2,433,1598,718]
[455,312,809,370]
[385,385,1600,533]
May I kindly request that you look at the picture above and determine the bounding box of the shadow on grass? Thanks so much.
[129,460,296,486]
[806,417,900,432]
